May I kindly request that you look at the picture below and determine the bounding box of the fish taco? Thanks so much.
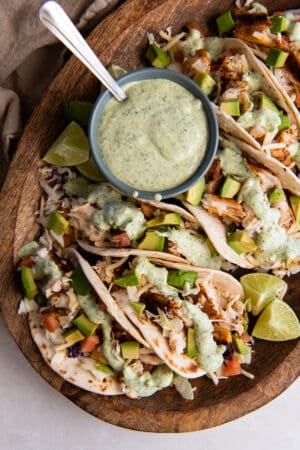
[147,25,300,194]
[182,136,300,275]
[38,165,226,270]
[19,243,182,399]
[78,249,253,382]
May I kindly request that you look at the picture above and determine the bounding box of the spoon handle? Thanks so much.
[39,1,127,102]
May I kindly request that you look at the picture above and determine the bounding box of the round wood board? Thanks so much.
[0,0,299,433]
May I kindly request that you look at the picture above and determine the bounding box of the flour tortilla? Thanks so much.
[226,134,300,196]
[216,38,300,148]
[77,239,190,264]
[183,202,256,269]
[29,312,123,395]
[79,258,244,378]
[66,248,150,348]
[71,250,206,378]
[108,260,244,378]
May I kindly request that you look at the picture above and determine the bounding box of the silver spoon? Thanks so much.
[39,1,127,102]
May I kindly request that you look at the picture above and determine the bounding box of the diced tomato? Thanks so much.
[81,335,100,353]
[295,92,300,108]
[111,231,131,248]
[222,357,242,377]
[63,233,74,247]
[186,22,202,32]
[241,332,252,343]
[42,312,59,332]
[19,257,33,268]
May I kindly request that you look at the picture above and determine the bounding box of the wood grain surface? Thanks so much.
[0,0,299,433]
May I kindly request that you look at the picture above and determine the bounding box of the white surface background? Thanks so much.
[0,315,298,450]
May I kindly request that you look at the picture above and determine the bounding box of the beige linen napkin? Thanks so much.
[0,0,120,187]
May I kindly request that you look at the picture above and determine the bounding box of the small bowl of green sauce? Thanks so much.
[89,67,218,200]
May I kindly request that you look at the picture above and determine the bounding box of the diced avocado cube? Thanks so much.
[63,328,85,346]
[114,271,141,287]
[186,328,199,357]
[120,341,140,359]
[129,301,145,315]
[185,177,205,206]
[137,231,165,251]
[270,16,289,33]
[167,270,198,289]
[227,230,257,254]
[216,10,235,34]
[260,93,279,112]
[193,72,216,96]
[266,48,288,67]
[146,212,182,227]
[220,99,240,117]
[290,196,300,225]
[73,313,98,336]
[47,211,69,235]
[145,44,170,68]
[21,266,38,299]
[233,336,249,355]
[278,112,290,131]
[268,188,285,203]
[63,101,93,129]
[95,362,114,376]
[219,176,241,198]
[72,264,92,295]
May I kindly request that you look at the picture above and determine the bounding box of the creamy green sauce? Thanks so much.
[184,29,204,56]
[92,200,146,239]
[33,260,61,281]
[123,364,173,397]
[183,301,225,372]
[19,241,39,259]
[218,140,251,178]
[204,37,225,62]
[101,313,125,371]
[241,177,300,260]
[287,21,300,42]
[98,79,208,191]
[242,71,261,92]
[135,256,179,300]
[288,143,300,169]
[238,108,281,132]
[77,294,107,324]
[88,184,121,208]
[163,229,221,269]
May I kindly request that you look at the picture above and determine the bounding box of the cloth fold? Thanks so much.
[0,0,120,187]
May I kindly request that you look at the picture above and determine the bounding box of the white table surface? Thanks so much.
[0,315,298,450]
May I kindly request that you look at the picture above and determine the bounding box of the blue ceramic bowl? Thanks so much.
[89,67,218,200]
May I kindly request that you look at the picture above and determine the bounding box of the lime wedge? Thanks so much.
[252,298,300,341]
[43,121,89,166]
[77,155,106,182]
[240,273,287,316]
[107,64,127,78]
[63,101,93,129]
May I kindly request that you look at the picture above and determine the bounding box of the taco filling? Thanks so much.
[184,137,300,275]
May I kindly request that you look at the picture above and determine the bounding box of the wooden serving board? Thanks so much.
[0,0,299,433]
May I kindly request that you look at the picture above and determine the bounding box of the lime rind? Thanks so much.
[252,298,300,342]
[77,155,106,182]
[240,273,287,316]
